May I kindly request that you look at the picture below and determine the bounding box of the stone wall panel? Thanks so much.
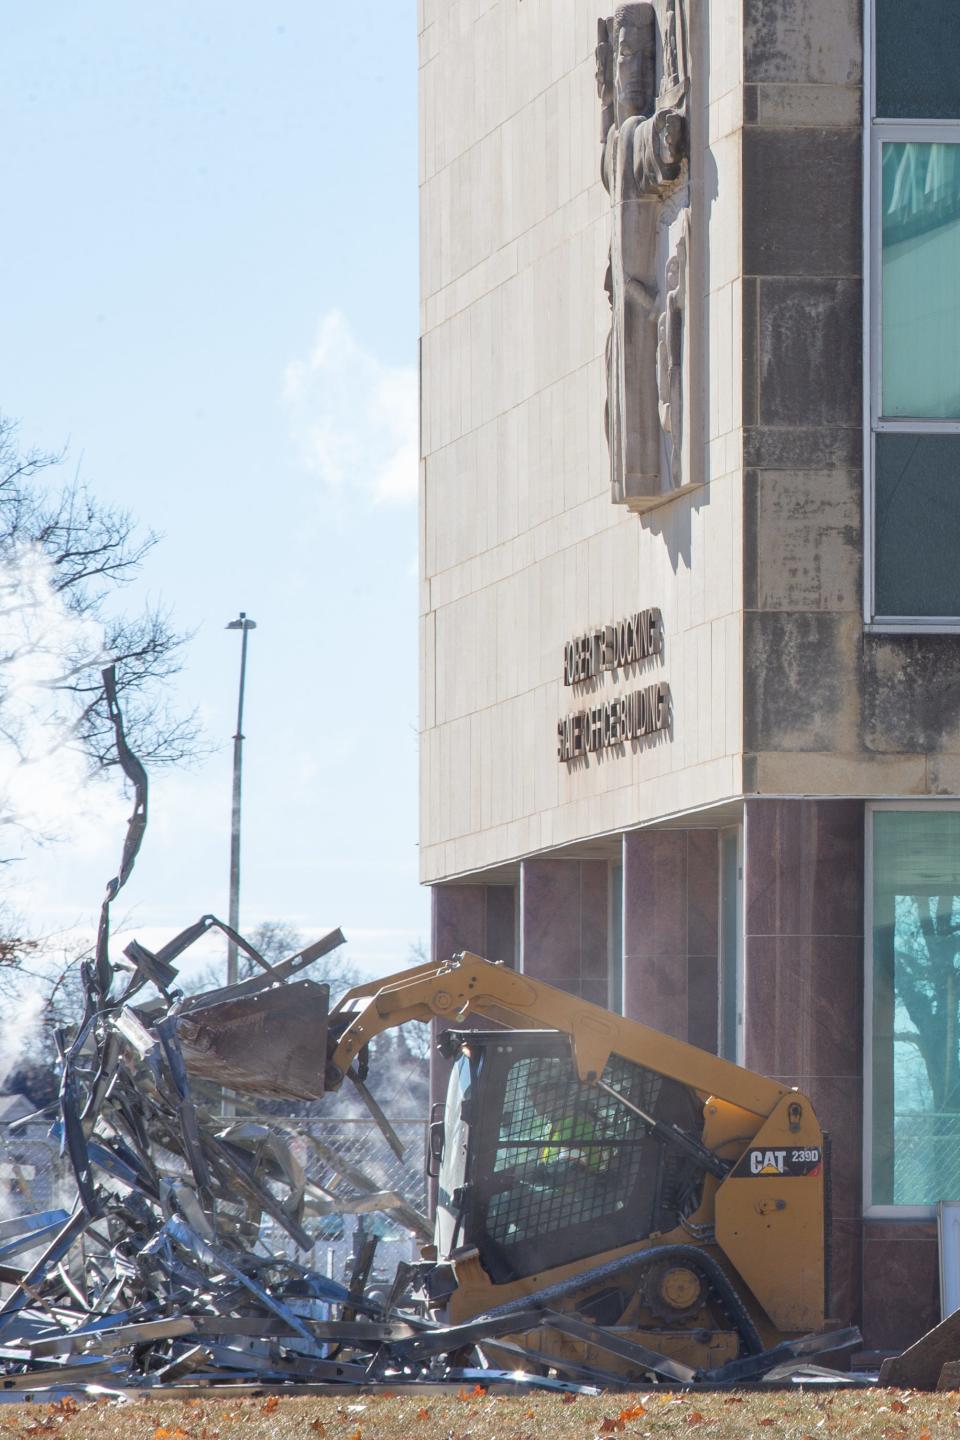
[743,128,861,276]
[861,1227,940,1352]
[743,0,861,84]
[747,469,861,614]
[744,611,859,754]
[862,637,960,755]
[757,279,862,428]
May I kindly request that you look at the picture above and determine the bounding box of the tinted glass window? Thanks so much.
[882,143,960,419]
[872,810,960,1204]
[876,0,960,120]
[874,433,960,616]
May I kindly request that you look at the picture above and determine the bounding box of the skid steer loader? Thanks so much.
[175,949,858,1384]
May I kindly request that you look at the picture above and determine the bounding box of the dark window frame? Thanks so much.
[865,2,960,630]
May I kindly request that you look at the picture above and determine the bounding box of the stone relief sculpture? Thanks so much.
[657,214,687,489]
[597,0,691,510]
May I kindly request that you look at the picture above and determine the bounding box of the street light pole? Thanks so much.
[226,612,257,987]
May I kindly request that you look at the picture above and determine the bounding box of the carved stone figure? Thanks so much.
[657,216,687,488]
[597,2,690,510]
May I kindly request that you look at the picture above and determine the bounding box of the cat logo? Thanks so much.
[733,1145,822,1178]
[750,1149,786,1175]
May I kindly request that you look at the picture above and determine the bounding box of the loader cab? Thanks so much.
[434,1030,705,1285]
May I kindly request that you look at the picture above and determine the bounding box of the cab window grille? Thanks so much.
[485,1052,694,1252]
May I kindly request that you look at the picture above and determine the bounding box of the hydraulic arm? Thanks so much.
[323,951,787,1118]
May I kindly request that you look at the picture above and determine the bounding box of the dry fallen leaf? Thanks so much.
[687,1413,704,1427]
[760,1420,775,1428]
[417,1407,430,1421]
[261,1398,280,1415]
[619,1403,647,1421]
[891,1401,908,1414]
[309,1422,326,1436]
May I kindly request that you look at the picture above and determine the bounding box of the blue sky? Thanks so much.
[0,3,426,979]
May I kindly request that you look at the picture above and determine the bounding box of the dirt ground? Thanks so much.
[1,1387,959,1440]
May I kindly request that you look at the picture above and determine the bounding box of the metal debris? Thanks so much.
[0,668,861,1397]
[0,667,437,1394]
[0,668,602,1397]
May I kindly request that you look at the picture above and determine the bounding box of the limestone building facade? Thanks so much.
[419,0,960,1350]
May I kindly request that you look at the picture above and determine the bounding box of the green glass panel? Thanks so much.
[882,142,960,419]
[877,0,960,120]
[874,433,960,617]
[872,811,960,1205]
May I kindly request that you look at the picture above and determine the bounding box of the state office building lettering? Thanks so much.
[557,607,671,763]
[557,684,671,761]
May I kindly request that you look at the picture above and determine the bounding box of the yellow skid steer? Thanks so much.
[176,950,858,1384]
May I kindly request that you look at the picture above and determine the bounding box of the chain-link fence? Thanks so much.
[0,1121,74,1221]
[0,1111,429,1293]
[259,1115,429,1295]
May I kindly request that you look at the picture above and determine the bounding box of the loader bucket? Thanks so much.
[174,979,329,1101]
[879,1307,960,1390]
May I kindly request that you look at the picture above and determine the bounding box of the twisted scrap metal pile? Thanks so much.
[0,667,448,1395]
[0,914,447,1395]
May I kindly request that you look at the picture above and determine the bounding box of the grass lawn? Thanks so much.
[0,1387,958,1440]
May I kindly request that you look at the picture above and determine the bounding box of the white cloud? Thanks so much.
[283,312,418,505]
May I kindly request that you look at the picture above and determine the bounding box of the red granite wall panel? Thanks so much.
[622,829,719,1049]
[520,858,608,1000]
[744,799,865,1331]
[429,882,517,1105]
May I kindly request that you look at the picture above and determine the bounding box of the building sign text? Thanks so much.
[558,606,671,763]
[557,682,671,762]
[563,608,663,685]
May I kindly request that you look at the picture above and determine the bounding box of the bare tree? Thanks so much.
[189,919,364,1001]
[893,896,960,1113]
[252,920,365,1001]
[0,414,200,776]
[402,939,432,1061]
